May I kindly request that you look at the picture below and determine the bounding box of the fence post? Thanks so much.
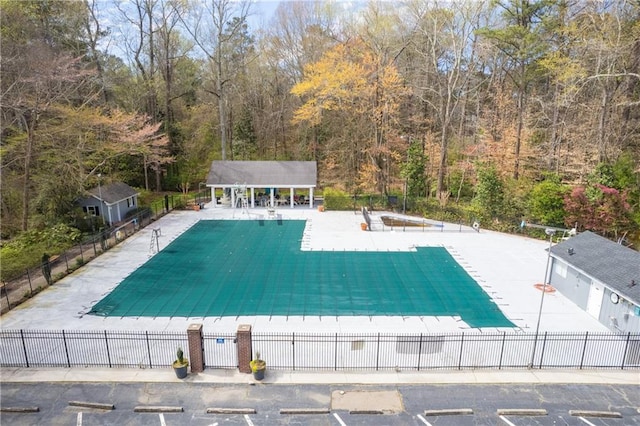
[62,330,71,368]
[79,241,84,264]
[146,331,152,368]
[26,269,33,294]
[458,332,464,370]
[579,332,589,369]
[621,332,631,370]
[376,333,380,371]
[334,333,338,371]
[104,330,112,368]
[236,324,252,374]
[3,281,12,309]
[498,332,506,369]
[292,332,295,371]
[64,253,69,272]
[417,334,423,371]
[538,332,548,369]
[20,330,29,368]
[187,323,204,373]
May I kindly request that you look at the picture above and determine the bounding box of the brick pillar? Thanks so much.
[187,323,204,373]
[237,324,252,374]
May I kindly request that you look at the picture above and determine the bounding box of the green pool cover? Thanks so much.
[89,220,514,328]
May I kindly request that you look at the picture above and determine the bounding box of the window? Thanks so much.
[554,262,567,278]
[83,205,100,216]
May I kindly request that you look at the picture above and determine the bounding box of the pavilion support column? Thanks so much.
[309,187,314,208]
[270,191,275,208]
[211,187,217,206]
[290,188,294,208]
[250,187,255,208]
[231,188,236,209]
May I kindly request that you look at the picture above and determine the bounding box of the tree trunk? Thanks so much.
[548,83,560,171]
[513,88,524,180]
[144,155,149,191]
[436,89,454,194]
[217,71,227,160]
[155,168,162,192]
[21,114,36,231]
[436,126,448,194]
[597,87,609,162]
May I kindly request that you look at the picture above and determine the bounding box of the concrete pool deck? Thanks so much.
[0,204,608,334]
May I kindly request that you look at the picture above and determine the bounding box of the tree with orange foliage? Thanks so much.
[291,39,409,194]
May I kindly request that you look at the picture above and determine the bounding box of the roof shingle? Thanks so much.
[550,231,640,304]
[88,182,138,205]
[206,161,317,187]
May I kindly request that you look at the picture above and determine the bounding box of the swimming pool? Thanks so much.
[89,220,514,328]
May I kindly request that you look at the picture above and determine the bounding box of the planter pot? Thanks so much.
[360,223,368,231]
[252,368,265,381]
[318,206,324,212]
[250,359,266,381]
[173,363,188,379]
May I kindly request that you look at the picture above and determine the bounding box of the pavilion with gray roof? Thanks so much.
[549,231,640,333]
[205,161,317,209]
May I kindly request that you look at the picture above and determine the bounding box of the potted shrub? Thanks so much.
[249,351,266,381]
[172,347,189,379]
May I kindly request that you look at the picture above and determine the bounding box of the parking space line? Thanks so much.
[416,414,433,425]
[159,413,166,426]
[578,418,597,426]
[77,412,82,426]
[243,414,255,426]
[498,415,517,426]
[333,412,347,426]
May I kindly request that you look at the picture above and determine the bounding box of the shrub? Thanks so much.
[527,177,569,227]
[0,224,81,281]
[472,165,504,220]
[323,187,353,210]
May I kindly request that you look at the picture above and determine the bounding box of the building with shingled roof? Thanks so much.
[549,231,640,333]
[78,182,139,226]
[205,161,317,209]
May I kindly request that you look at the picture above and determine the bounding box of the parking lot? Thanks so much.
[2,382,639,425]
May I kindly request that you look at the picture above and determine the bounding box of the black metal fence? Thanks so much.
[0,191,211,314]
[0,330,187,368]
[251,331,640,371]
[2,330,638,371]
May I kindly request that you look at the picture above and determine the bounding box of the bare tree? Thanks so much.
[408,0,486,194]
[178,0,251,160]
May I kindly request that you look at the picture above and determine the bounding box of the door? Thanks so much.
[586,282,604,319]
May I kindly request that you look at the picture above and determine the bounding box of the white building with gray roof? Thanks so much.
[205,161,317,209]
[549,231,640,333]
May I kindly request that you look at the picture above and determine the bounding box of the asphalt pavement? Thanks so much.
[1,367,639,425]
